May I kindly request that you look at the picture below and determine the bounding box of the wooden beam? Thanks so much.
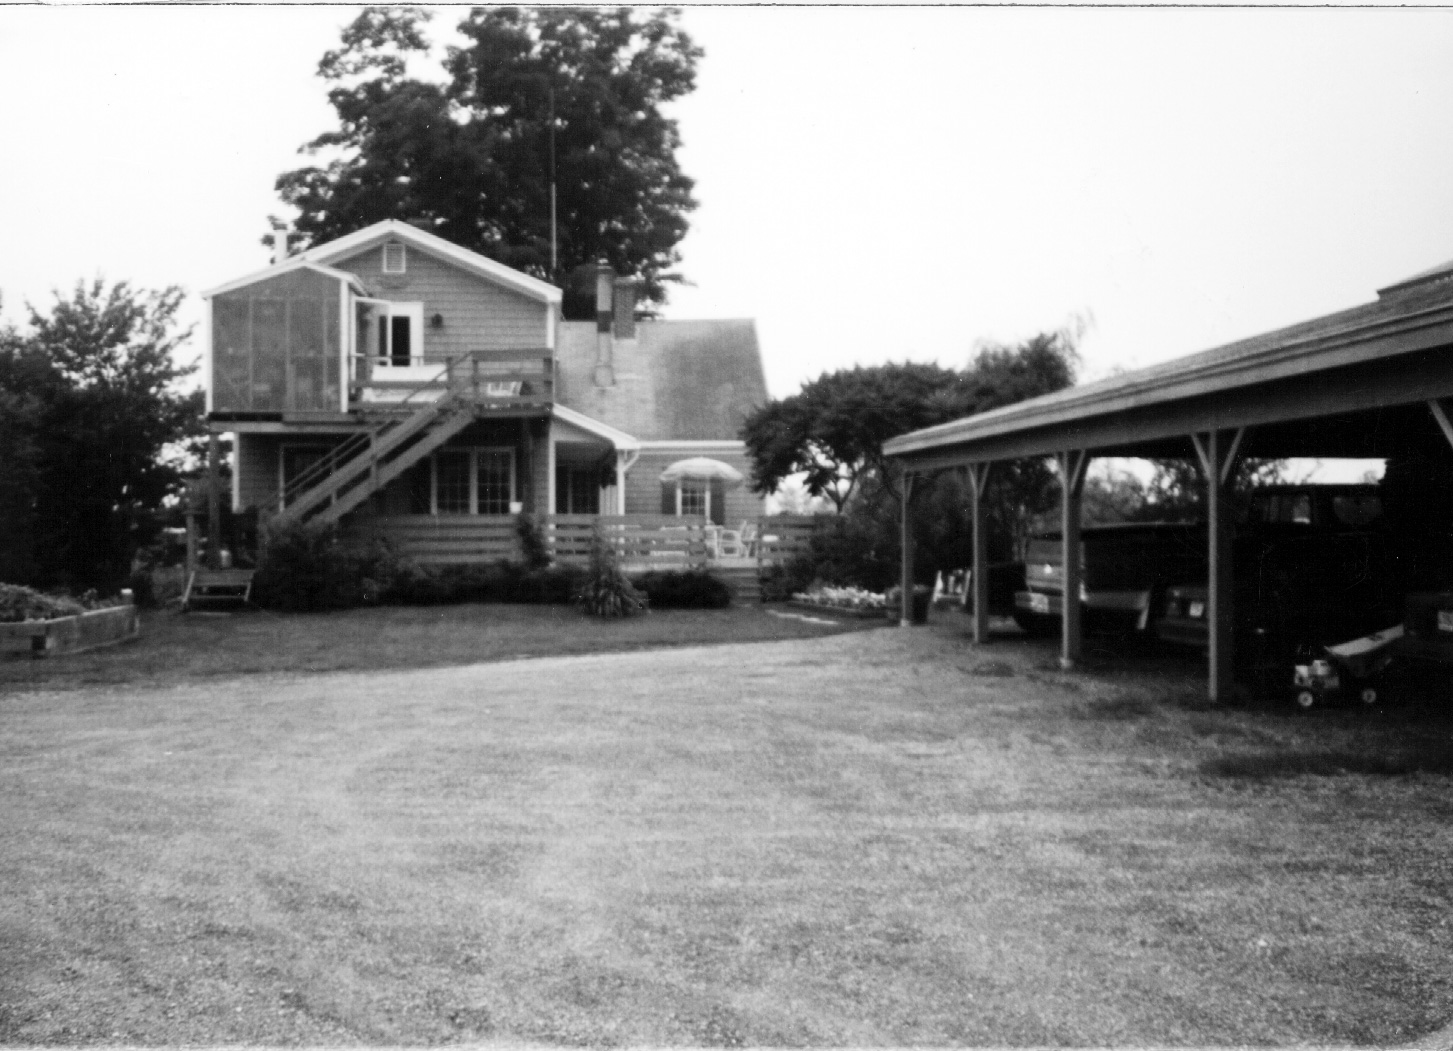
[1058,450,1089,669]
[1430,399,1453,454]
[900,471,916,627]
[968,462,992,644]
[894,348,1453,470]
[1203,429,1237,703]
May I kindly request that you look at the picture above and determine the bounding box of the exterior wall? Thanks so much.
[623,448,765,526]
[234,433,282,511]
[329,242,549,358]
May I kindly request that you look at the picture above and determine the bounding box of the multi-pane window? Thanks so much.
[423,448,514,515]
[435,452,472,514]
[680,482,707,518]
[476,450,514,515]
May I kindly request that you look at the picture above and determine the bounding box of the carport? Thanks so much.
[884,258,1453,701]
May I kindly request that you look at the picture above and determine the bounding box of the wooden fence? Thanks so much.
[351,513,828,569]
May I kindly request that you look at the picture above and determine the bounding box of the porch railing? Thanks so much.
[352,350,554,410]
[345,513,828,568]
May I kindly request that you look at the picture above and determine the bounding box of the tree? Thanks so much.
[276,6,702,313]
[0,281,204,591]
[742,331,1080,585]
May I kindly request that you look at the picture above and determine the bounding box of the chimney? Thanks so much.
[612,277,637,340]
[271,226,290,266]
[593,260,615,387]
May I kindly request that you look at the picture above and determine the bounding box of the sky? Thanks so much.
[1,4,1452,409]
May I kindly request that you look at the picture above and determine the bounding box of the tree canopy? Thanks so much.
[741,332,1080,514]
[276,6,702,313]
[0,281,203,590]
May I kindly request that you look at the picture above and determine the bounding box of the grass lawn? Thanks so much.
[1,610,1451,1045]
[0,601,875,694]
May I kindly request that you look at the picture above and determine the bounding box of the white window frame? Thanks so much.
[383,242,407,274]
[676,480,710,520]
[426,446,516,515]
[356,298,424,370]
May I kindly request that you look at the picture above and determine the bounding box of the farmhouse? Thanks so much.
[202,221,768,567]
[885,255,1453,702]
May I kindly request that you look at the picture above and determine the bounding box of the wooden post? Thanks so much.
[207,433,222,570]
[1058,450,1089,669]
[1191,428,1243,703]
[969,462,992,644]
[900,470,915,627]
[185,510,198,578]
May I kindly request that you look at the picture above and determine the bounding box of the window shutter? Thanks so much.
[709,479,726,526]
[661,482,675,515]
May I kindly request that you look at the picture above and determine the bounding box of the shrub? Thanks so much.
[760,556,816,602]
[0,584,85,623]
[577,531,647,617]
[385,559,587,606]
[251,520,400,612]
[636,570,731,609]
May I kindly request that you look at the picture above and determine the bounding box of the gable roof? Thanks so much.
[554,320,767,442]
[202,258,367,299]
[300,220,562,305]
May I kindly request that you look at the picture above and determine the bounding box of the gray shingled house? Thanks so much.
[202,220,768,566]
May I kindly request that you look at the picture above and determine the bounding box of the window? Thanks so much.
[424,448,515,515]
[383,242,407,274]
[476,450,514,515]
[679,481,707,519]
[555,466,601,514]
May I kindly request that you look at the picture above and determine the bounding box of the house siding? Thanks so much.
[624,449,764,526]
[234,433,280,511]
[328,243,550,358]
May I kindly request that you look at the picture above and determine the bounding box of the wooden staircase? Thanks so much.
[274,392,476,527]
[712,565,762,605]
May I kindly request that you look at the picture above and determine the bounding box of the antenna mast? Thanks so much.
[549,84,558,281]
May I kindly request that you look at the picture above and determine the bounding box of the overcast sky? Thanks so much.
[2,4,1451,403]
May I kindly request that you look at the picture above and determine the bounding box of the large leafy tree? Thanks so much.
[742,332,1080,585]
[0,281,204,590]
[276,6,702,313]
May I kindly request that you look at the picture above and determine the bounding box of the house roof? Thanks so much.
[884,256,1453,463]
[202,259,367,299]
[300,220,562,305]
[554,319,768,442]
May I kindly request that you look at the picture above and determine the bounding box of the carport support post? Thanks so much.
[900,470,915,627]
[968,462,992,644]
[1192,428,1243,704]
[1058,450,1090,669]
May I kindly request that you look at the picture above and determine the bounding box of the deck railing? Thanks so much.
[345,513,826,569]
[352,349,554,411]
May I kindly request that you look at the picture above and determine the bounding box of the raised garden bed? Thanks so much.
[0,595,140,657]
[786,600,889,620]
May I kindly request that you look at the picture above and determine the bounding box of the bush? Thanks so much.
[635,570,731,609]
[251,521,400,612]
[0,584,85,623]
[385,559,587,606]
[577,531,647,617]
[760,555,816,603]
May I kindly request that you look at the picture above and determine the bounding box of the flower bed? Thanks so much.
[0,586,139,657]
[788,586,890,619]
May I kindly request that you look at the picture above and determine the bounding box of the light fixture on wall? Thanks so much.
[430,313,444,329]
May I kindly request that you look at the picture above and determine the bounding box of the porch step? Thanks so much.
[183,568,254,611]
[711,565,762,605]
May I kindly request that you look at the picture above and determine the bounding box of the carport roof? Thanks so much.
[884,258,1453,467]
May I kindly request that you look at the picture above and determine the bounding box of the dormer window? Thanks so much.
[383,242,407,274]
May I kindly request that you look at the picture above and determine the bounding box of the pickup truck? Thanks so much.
[1014,522,1206,636]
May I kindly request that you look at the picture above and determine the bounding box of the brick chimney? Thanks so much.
[593,260,615,387]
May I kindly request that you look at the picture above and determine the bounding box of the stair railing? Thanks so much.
[262,357,459,522]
